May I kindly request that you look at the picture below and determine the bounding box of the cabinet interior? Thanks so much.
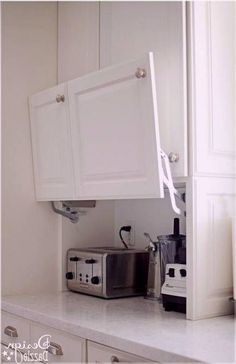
[61,184,187,315]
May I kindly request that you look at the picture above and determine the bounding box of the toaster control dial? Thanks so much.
[91,276,100,285]
[180,268,187,277]
[66,272,74,280]
[168,268,175,278]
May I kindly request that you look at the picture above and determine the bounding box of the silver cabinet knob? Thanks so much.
[135,68,146,79]
[4,326,18,338]
[111,355,119,363]
[47,342,63,356]
[56,94,65,103]
[168,152,179,163]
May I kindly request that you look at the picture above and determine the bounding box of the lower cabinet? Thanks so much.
[87,341,153,363]
[1,312,37,363]
[1,311,156,363]
[1,311,30,346]
[1,312,86,363]
[30,322,86,363]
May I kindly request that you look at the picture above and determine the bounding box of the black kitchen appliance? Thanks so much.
[158,218,187,313]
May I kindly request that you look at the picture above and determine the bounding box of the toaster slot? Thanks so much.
[105,252,149,298]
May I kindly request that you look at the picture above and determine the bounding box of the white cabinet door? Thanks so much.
[100,2,188,178]
[187,177,235,320]
[188,2,236,177]
[68,53,164,200]
[87,341,153,363]
[29,84,75,200]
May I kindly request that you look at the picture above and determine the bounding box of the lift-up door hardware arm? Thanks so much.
[51,201,96,223]
[160,149,185,215]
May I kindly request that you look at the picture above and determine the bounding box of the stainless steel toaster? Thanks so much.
[66,247,149,298]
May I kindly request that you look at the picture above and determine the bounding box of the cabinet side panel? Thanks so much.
[189,2,236,177]
[187,177,235,320]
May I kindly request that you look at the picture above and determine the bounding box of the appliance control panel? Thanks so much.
[161,263,187,298]
[66,249,103,295]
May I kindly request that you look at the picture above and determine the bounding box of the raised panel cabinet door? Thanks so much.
[187,177,236,320]
[100,2,188,178]
[29,84,75,200]
[68,53,164,200]
[188,2,236,176]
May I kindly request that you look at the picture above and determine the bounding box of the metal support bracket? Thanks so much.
[160,149,185,215]
[51,200,96,223]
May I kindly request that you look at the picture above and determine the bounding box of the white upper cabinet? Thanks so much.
[68,53,164,200]
[189,2,236,177]
[28,54,169,203]
[29,84,75,200]
[100,2,188,178]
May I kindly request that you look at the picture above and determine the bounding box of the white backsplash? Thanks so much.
[114,191,186,250]
[61,191,186,290]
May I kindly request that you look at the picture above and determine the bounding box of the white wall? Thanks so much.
[114,191,186,250]
[2,2,59,295]
[58,1,100,83]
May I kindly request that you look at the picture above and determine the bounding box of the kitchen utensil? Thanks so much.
[144,233,161,301]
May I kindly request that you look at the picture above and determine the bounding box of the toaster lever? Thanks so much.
[85,259,96,264]
[70,256,80,262]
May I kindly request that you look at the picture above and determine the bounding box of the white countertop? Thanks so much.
[2,292,236,363]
